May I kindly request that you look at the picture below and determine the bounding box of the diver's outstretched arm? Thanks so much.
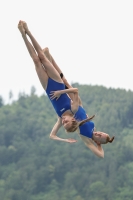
[79,135,104,158]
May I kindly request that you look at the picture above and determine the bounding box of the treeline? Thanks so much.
[0,84,133,200]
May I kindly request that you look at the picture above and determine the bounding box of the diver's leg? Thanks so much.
[43,48,62,74]
[43,47,72,88]
[18,20,48,90]
[42,47,82,105]
[21,21,63,83]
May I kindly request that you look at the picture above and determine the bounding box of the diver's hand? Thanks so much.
[50,91,61,100]
[66,138,78,143]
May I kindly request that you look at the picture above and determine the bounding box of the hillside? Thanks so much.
[0,84,133,200]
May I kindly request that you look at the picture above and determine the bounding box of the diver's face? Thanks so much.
[93,131,108,144]
[62,116,75,129]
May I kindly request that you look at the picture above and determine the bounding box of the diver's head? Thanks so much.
[92,131,114,144]
[62,115,79,132]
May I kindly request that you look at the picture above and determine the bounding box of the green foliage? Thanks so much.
[0,84,133,200]
[0,95,4,107]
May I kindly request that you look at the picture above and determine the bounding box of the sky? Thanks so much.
[0,0,133,103]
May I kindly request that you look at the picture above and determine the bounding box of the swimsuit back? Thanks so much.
[74,106,94,138]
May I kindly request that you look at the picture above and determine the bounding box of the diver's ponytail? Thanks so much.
[108,136,115,143]
[79,115,95,126]
[66,114,95,133]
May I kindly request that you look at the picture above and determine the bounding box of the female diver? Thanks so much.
[18,20,94,142]
[43,47,114,158]
[18,20,114,158]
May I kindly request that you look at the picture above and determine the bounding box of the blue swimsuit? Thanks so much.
[46,78,72,117]
[46,78,94,138]
[74,106,94,138]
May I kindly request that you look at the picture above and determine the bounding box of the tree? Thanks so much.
[30,86,36,96]
[0,95,4,107]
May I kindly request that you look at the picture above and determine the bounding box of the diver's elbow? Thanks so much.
[74,88,78,93]
[49,134,54,140]
[99,153,104,158]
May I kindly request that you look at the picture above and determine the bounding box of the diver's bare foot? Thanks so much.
[43,47,49,54]
[22,21,30,34]
[18,20,25,35]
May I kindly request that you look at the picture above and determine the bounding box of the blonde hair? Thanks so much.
[66,115,96,133]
